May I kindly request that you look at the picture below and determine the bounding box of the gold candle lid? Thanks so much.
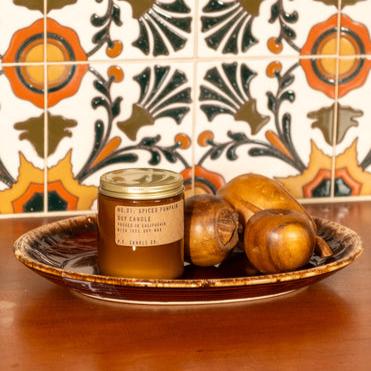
[99,168,184,200]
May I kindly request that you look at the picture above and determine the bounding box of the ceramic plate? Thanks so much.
[14,216,362,305]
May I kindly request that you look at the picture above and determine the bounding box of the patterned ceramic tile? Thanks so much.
[0,2,45,64]
[0,66,45,214]
[340,0,371,56]
[1,0,371,217]
[197,0,338,58]
[333,57,371,196]
[46,62,193,211]
[320,1,371,197]
[47,0,195,61]
[194,58,336,198]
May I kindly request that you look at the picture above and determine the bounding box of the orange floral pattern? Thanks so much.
[301,14,371,98]
[0,152,96,213]
[278,141,371,198]
[3,18,87,108]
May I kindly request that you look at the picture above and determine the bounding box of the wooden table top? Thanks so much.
[1,202,371,371]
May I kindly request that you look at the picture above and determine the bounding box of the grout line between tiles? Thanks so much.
[1,0,370,219]
[190,0,200,196]
[330,195,371,202]
[336,55,368,60]
[193,2,199,59]
[191,63,197,196]
[34,54,371,63]
[0,56,369,68]
[329,2,342,199]
[1,55,369,68]
[330,104,338,199]
[299,194,371,204]
[43,0,48,214]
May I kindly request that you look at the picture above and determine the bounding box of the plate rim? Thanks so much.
[75,288,300,306]
[13,215,363,289]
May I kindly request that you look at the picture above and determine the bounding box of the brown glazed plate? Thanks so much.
[14,216,362,305]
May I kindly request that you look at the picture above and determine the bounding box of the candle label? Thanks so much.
[115,200,184,247]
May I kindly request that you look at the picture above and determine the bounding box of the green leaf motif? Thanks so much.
[117,104,155,141]
[13,0,43,12]
[313,0,366,8]
[308,104,363,145]
[13,0,77,13]
[239,0,265,17]
[14,113,77,157]
[341,0,366,6]
[233,99,270,135]
[48,0,78,12]
[200,62,269,134]
[201,0,259,54]
[117,65,191,140]
[126,0,156,19]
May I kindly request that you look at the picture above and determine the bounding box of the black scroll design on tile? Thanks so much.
[117,65,192,141]
[87,0,124,57]
[0,158,15,187]
[201,0,261,54]
[199,63,306,172]
[269,0,300,52]
[129,0,192,56]
[76,66,190,182]
[200,62,270,135]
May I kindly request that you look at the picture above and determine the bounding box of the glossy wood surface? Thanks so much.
[1,202,371,370]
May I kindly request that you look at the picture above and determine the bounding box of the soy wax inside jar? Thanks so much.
[98,168,184,279]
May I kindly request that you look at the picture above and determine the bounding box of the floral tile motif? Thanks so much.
[2,0,371,217]
[45,17,87,65]
[336,13,371,97]
[0,156,45,213]
[15,1,76,13]
[46,62,193,211]
[47,0,195,61]
[195,58,336,198]
[198,0,337,57]
[0,0,44,63]
[340,0,371,52]
[2,17,88,108]
[311,2,371,199]
[313,0,366,8]
[126,0,194,57]
[0,2,44,63]
[333,57,371,197]
[0,67,45,214]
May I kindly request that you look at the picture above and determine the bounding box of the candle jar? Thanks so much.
[98,168,184,279]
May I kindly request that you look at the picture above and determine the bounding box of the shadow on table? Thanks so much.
[11,281,357,369]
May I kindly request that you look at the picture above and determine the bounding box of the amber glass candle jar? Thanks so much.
[98,168,184,279]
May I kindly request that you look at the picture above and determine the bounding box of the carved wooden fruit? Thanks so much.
[218,173,315,230]
[244,209,316,274]
[184,194,239,267]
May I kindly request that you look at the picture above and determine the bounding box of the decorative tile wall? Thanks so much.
[0,0,371,217]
